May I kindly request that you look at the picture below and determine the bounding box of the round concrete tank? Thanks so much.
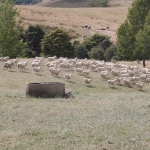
[26,82,65,98]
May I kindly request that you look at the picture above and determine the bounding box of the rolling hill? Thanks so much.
[35,0,133,7]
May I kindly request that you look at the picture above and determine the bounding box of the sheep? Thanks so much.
[139,74,148,81]
[134,82,144,90]
[115,77,122,84]
[111,70,120,76]
[75,68,84,74]
[3,61,12,70]
[60,63,69,70]
[83,78,92,85]
[122,77,131,85]
[107,79,116,87]
[48,66,56,72]
[48,56,57,61]
[32,66,41,73]
[51,68,61,76]
[17,62,27,71]
[64,74,72,80]
[97,67,105,72]
[146,78,150,83]
[0,56,9,62]
[99,71,109,79]
[82,69,90,77]
[11,58,18,65]
[32,61,40,67]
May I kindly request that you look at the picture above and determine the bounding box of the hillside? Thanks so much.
[16,0,133,43]
[35,0,133,7]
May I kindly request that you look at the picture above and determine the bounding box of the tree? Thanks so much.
[83,34,112,51]
[117,0,150,67]
[74,44,89,59]
[23,25,45,56]
[0,0,23,58]
[88,0,110,7]
[135,12,150,66]
[104,44,117,61]
[41,29,74,58]
[89,46,105,60]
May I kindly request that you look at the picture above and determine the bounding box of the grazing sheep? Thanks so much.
[107,79,116,87]
[115,77,122,84]
[82,69,90,77]
[83,78,92,85]
[11,58,18,65]
[32,62,40,67]
[64,74,72,80]
[32,66,41,73]
[146,78,150,83]
[3,62,12,70]
[17,62,27,71]
[122,78,131,85]
[51,68,61,76]
[75,68,84,74]
[99,71,109,79]
[48,56,57,61]
[134,82,144,90]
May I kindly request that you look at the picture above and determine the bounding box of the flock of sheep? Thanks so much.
[1,55,150,91]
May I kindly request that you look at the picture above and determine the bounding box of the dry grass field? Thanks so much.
[0,58,150,150]
[16,0,132,43]
[1,1,150,149]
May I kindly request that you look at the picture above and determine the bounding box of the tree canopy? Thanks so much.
[23,25,45,57]
[117,0,150,67]
[41,29,74,58]
[0,0,24,58]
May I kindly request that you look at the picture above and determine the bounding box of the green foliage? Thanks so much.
[89,46,105,60]
[0,0,24,58]
[117,0,150,65]
[88,0,110,7]
[23,25,45,57]
[135,11,150,60]
[17,0,42,5]
[74,44,89,59]
[41,29,74,58]
[83,34,111,51]
[104,44,117,61]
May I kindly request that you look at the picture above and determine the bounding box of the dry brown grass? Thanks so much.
[16,4,129,43]
[0,58,150,150]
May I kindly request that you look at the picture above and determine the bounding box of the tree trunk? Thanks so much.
[143,54,146,68]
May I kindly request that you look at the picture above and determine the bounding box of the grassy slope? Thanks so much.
[0,58,150,149]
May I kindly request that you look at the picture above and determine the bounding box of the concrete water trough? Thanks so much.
[26,82,65,98]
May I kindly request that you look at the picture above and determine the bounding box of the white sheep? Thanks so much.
[48,56,57,61]
[32,66,41,73]
[75,68,84,74]
[82,69,90,77]
[3,61,12,70]
[17,62,27,71]
[51,68,61,76]
[83,78,92,85]
[107,79,116,87]
[64,74,72,80]
[134,82,144,90]
[99,71,109,79]
[32,61,40,67]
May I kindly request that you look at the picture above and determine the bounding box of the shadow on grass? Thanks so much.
[86,85,95,88]
[109,86,118,89]
[35,73,46,76]
[66,80,76,83]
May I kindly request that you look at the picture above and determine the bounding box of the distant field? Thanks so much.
[0,58,150,149]
[16,5,129,42]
